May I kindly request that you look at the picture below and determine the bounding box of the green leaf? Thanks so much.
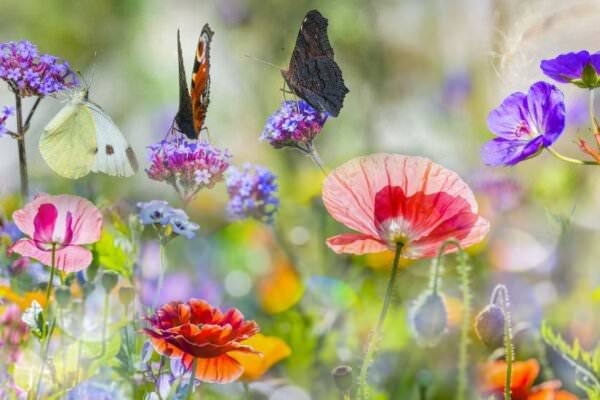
[94,229,134,279]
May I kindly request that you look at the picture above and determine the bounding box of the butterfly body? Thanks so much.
[175,24,214,139]
[282,10,349,117]
[40,88,138,179]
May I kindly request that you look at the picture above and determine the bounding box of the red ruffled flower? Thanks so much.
[144,298,260,384]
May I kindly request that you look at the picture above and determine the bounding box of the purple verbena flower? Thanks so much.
[145,132,231,202]
[0,40,78,97]
[226,163,279,223]
[481,81,565,166]
[261,100,328,149]
[0,106,14,137]
[540,50,600,88]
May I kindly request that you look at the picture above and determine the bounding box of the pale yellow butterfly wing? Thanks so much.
[40,102,97,179]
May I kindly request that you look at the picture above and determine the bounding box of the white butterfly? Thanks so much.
[40,87,138,179]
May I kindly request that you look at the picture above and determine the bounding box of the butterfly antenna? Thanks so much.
[244,54,284,70]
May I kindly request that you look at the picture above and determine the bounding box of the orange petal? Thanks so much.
[193,354,244,384]
[480,359,540,399]
[231,334,292,381]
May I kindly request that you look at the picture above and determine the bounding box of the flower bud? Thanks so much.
[331,365,353,394]
[410,291,448,347]
[474,303,505,349]
[119,286,135,306]
[82,282,95,298]
[101,271,119,292]
[55,286,71,308]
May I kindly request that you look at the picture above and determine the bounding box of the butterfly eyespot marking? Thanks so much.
[106,145,115,155]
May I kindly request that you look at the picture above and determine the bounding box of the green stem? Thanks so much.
[492,285,513,400]
[91,291,110,361]
[590,89,596,132]
[306,142,327,175]
[14,93,29,201]
[546,147,599,165]
[358,243,403,400]
[455,244,471,400]
[186,358,197,400]
[32,244,56,400]
[243,382,251,399]
[154,241,167,309]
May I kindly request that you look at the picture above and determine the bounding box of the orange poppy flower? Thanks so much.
[322,154,489,257]
[480,359,578,400]
[144,298,259,384]
[231,334,291,381]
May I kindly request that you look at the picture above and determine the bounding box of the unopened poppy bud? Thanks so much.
[82,282,95,298]
[101,271,119,292]
[474,303,505,349]
[331,365,353,394]
[410,291,448,347]
[55,286,71,308]
[119,286,135,306]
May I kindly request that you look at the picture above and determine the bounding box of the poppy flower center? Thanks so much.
[379,218,410,249]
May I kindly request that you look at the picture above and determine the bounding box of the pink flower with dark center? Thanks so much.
[8,194,102,272]
[322,154,490,258]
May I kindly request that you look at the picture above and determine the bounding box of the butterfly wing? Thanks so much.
[40,98,97,179]
[282,9,349,117]
[190,24,214,134]
[88,103,138,177]
[174,30,197,139]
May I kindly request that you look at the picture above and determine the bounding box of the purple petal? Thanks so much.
[526,81,565,145]
[481,136,544,166]
[590,52,600,74]
[487,92,528,139]
[540,50,590,82]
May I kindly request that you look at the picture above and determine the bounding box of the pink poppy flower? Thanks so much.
[8,193,102,272]
[322,154,489,258]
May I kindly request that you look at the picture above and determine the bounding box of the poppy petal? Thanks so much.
[9,240,92,272]
[32,203,58,243]
[326,233,389,255]
[193,354,244,384]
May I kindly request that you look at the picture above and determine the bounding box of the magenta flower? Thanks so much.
[8,194,102,272]
[481,81,565,166]
[540,50,600,88]
[146,133,231,203]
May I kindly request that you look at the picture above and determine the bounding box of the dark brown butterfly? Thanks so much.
[175,24,214,139]
[281,10,349,117]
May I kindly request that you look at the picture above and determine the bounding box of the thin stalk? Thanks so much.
[23,96,42,131]
[546,147,599,165]
[455,245,471,400]
[14,93,29,200]
[358,243,403,400]
[186,358,198,400]
[590,89,596,133]
[32,244,56,400]
[90,292,110,362]
[306,143,327,175]
[154,241,168,309]
[243,382,251,399]
[491,285,513,400]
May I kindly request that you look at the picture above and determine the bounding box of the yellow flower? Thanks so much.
[232,334,291,381]
[0,285,46,310]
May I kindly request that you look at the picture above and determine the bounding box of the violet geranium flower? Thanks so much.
[8,193,102,272]
[481,81,566,167]
[540,50,600,88]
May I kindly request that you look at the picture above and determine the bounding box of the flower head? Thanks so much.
[144,298,260,384]
[261,100,328,149]
[409,290,448,347]
[479,359,577,400]
[541,50,600,88]
[146,133,231,203]
[0,40,78,97]
[137,201,199,240]
[0,106,13,138]
[226,164,279,223]
[322,154,489,258]
[8,193,102,272]
[481,81,566,166]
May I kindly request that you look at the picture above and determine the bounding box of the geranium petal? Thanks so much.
[326,233,388,255]
[481,137,544,166]
[486,92,528,139]
[526,81,565,143]
[540,50,590,82]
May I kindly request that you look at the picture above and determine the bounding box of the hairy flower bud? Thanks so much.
[410,291,448,347]
[474,303,505,349]
[331,365,353,394]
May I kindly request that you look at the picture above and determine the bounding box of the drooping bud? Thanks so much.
[474,303,505,349]
[331,365,353,394]
[55,286,71,308]
[101,271,119,292]
[118,286,135,307]
[409,291,448,347]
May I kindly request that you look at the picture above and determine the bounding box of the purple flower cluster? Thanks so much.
[226,164,279,223]
[0,40,78,97]
[0,106,13,137]
[146,133,231,201]
[261,100,329,149]
[137,200,199,240]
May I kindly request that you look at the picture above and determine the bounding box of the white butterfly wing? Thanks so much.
[88,104,138,177]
